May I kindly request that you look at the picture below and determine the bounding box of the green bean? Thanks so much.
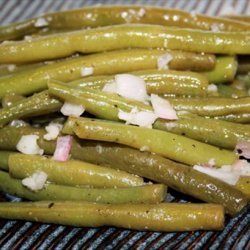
[168,96,250,117]
[203,56,238,84]
[0,201,225,231]
[0,127,246,215]
[1,5,249,41]
[223,15,250,23]
[1,93,25,108]
[153,114,250,149]
[0,91,62,127]
[9,154,145,188]
[214,113,250,124]
[0,24,248,63]
[0,49,215,99]
[235,177,250,199]
[48,80,151,121]
[0,151,12,171]
[69,69,209,96]
[0,170,165,204]
[217,84,248,98]
[65,117,237,167]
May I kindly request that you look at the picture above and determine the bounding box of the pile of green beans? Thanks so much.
[0,5,249,232]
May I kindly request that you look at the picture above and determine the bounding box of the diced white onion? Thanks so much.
[157,54,173,70]
[115,74,148,102]
[34,17,48,27]
[150,94,178,120]
[102,81,117,93]
[60,102,85,117]
[118,108,157,128]
[81,67,94,76]
[16,135,44,155]
[207,84,218,92]
[43,122,63,141]
[9,119,27,128]
[22,171,48,191]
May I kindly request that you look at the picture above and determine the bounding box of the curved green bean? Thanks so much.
[66,117,237,167]
[0,24,248,63]
[1,5,249,41]
[0,170,165,204]
[9,154,145,188]
[214,113,250,124]
[0,49,215,99]
[0,201,225,231]
[154,114,250,149]
[0,91,62,127]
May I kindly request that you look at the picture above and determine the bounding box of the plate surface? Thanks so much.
[0,0,249,249]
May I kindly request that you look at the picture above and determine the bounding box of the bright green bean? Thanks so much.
[0,91,62,127]
[0,49,215,99]
[0,170,165,204]
[154,114,250,149]
[65,117,237,167]
[0,24,248,63]
[9,154,145,188]
[1,5,249,41]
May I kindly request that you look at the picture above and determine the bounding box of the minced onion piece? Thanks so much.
[207,84,218,93]
[53,135,73,161]
[81,67,94,76]
[60,102,85,117]
[151,94,178,120]
[16,135,44,155]
[118,107,157,128]
[43,122,63,141]
[34,17,48,27]
[115,74,149,102]
[102,81,117,93]
[22,171,48,191]
[157,53,173,70]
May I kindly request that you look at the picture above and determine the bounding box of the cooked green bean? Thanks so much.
[217,84,248,98]
[203,56,237,84]
[1,5,249,41]
[0,49,215,99]
[0,170,165,204]
[9,154,145,188]
[235,177,250,198]
[0,127,246,215]
[168,96,250,117]
[223,15,250,23]
[154,114,250,149]
[0,24,248,63]
[0,91,62,127]
[214,113,250,124]
[0,151,12,171]
[69,69,209,96]
[1,93,25,108]
[65,117,237,167]
[0,201,225,231]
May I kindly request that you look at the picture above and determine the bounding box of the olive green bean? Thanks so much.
[1,5,249,41]
[69,69,209,96]
[0,170,165,204]
[0,151,12,171]
[223,15,250,23]
[235,177,250,198]
[0,201,225,231]
[168,96,250,117]
[0,49,215,99]
[9,154,145,188]
[0,24,248,63]
[0,91,62,127]
[203,56,237,84]
[153,114,250,149]
[214,113,250,124]
[65,117,237,167]
[217,84,248,98]
[1,93,25,108]
[0,127,246,215]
